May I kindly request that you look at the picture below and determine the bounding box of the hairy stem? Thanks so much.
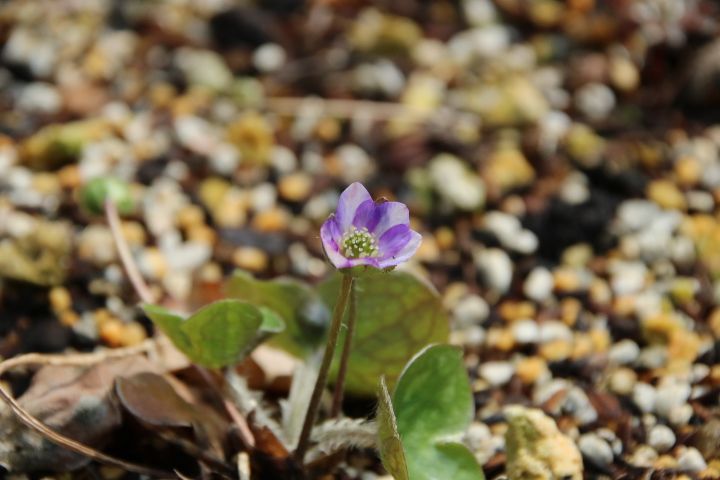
[330,283,357,418]
[293,274,353,462]
[104,199,155,305]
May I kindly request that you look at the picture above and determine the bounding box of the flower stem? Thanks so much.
[330,282,357,418]
[294,274,353,462]
[104,199,155,305]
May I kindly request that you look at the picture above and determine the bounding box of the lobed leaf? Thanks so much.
[144,299,284,368]
[226,270,329,356]
[318,271,449,395]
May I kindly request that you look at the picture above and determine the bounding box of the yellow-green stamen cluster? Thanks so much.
[342,227,379,259]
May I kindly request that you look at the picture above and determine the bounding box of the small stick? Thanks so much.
[330,283,357,418]
[0,342,171,478]
[107,197,258,453]
[105,199,155,305]
[263,97,465,124]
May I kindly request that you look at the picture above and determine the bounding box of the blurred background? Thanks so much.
[3,0,720,476]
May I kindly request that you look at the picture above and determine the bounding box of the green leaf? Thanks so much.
[378,344,485,480]
[393,345,473,442]
[226,270,329,356]
[259,306,285,333]
[143,304,192,353]
[318,271,449,395]
[377,377,409,480]
[143,300,282,368]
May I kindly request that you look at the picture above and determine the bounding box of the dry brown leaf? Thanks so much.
[0,355,159,472]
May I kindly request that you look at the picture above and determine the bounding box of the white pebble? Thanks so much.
[511,319,539,344]
[670,235,696,266]
[250,183,277,212]
[523,266,554,302]
[609,260,647,295]
[632,383,657,413]
[628,445,658,467]
[454,325,485,348]
[686,190,714,212]
[578,433,614,466]
[252,43,286,73]
[575,82,616,121]
[637,345,667,370]
[429,154,485,211]
[538,321,572,343]
[655,381,690,418]
[475,248,513,293]
[336,144,375,183]
[608,339,640,365]
[677,447,707,472]
[647,424,675,452]
[464,422,491,449]
[453,294,489,327]
[596,428,623,456]
[209,143,240,175]
[511,229,538,254]
[162,271,192,301]
[608,368,637,396]
[483,211,520,243]
[566,387,598,425]
[174,115,220,155]
[479,361,515,386]
[616,200,660,232]
[270,146,298,174]
[667,403,693,427]
[163,242,211,272]
[17,82,62,114]
[533,379,568,405]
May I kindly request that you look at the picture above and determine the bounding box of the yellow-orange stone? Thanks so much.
[232,246,269,272]
[675,156,701,187]
[486,328,515,352]
[516,356,549,384]
[647,179,686,210]
[499,301,536,323]
[49,286,72,312]
[540,339,572,361]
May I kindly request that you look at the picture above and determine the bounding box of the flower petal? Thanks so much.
[320,216,351,269]
[369,201,410,236]
[336,182,373,231]
[345,256,381,269]
[378,230,422,269]
[351,199,376,229]
[378,224,414,258]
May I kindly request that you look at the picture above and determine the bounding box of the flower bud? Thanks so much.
[80,177,134,216]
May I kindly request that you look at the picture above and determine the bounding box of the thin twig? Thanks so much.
[330,283,357,418]
[105,199,155,305]
[262,97,463,124]
[0,342,172,478]
[0,340,156,373]
[294,275,353,462]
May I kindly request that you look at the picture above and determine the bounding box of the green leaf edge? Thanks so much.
[381,344,485,480]
[143,299,283,368]
[377,376,410,480]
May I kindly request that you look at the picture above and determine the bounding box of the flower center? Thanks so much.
[341,227,379,259]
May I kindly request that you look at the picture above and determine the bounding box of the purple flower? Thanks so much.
[320,183,422,271]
